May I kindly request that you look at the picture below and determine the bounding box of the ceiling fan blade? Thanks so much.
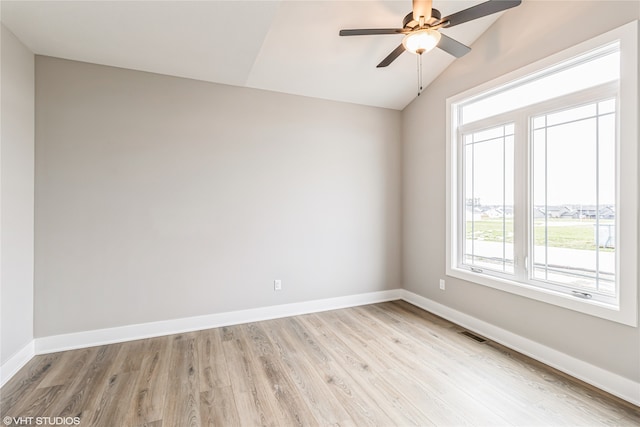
[339,28,405,36]
[437,33,471,58]
[413,0,433,22]
[440,0,521,28]
[377,44,406,68]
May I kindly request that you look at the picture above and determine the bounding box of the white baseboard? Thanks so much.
[4,287,637,407]
[399,289,640,407]
[35,289,403,354]
[1,340,35,387]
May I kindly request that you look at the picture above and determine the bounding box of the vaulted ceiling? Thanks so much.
[1,1,505,110]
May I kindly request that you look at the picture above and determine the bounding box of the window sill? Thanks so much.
[446,266,637,326]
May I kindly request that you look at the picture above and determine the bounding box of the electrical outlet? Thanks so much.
[439,279,445,290]
[274,279,282,291]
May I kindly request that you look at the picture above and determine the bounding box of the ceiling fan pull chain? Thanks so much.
[417,54,423,96]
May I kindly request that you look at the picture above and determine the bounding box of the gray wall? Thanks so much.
[1,24,35,364]
[34,57,401,337]
[402,1,640,382]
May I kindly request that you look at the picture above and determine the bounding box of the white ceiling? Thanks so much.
[1,0,504,110]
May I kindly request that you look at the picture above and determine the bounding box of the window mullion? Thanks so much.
[514,113,529,282]
[457,128,466,269]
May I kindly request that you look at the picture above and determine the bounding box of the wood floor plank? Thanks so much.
[5,385,65,419]
[162,334,201,427]
[36,347,96,389]
[110,338,150,374]
[85,370,138,427]
[275,316,378,425]
[135,421,163,427]
[0,353,61,415]
[2,301,638,426]
[125,336,173,426]
[262,318,355,426]
[199,386,241,426]
[383,367,478,426]
[304,311,443,425]
[379,307,557,423]
[243,322,320,426]
[43,344,121,421]
[368,301,638,425]
[287,315,399,426]
[221,325,280,427]
[313,310,393,372]
[198,327,230,391]
[350,305,549,425]
[308,310,505,425]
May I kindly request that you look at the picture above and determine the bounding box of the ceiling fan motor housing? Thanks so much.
[403,9,441,29]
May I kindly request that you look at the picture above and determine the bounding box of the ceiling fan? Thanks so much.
[339,0,522,68]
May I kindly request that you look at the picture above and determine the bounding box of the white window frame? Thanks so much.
[446,21,638,326]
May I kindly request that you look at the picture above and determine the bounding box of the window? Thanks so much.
[530,99,616,296]
[463,123,514,275]
[446,22,638,326]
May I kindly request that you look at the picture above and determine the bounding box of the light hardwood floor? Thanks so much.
[1,301,639,426]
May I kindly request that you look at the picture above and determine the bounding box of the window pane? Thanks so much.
[461,44,619,125]
[473,126,505,142]
[533,116,546,130]
[463,124,514,273]
[531,101,616,295]
[546,103,596,126]
[598,98,616,114]
[532,127,547,275]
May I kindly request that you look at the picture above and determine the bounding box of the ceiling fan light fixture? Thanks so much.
[402,29,441,55]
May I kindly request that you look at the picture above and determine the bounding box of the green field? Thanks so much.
[466,218,614,251]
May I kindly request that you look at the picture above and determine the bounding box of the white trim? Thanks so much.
[446,21,639,326]
[2,288,637,407]
[0,340,35,387]
[400,289,640,406]
[35,289,402,354]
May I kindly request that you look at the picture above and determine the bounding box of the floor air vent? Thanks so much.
[459,330,487,343]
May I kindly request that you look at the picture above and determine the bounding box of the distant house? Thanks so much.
[560,209,580,219]
[578,207,599,219]
[482,206,514,219]
[575,206,615,219]
[533,206,616,220]
[483,208,502,219]
[598,206,616,219]
[536,206,573,218]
